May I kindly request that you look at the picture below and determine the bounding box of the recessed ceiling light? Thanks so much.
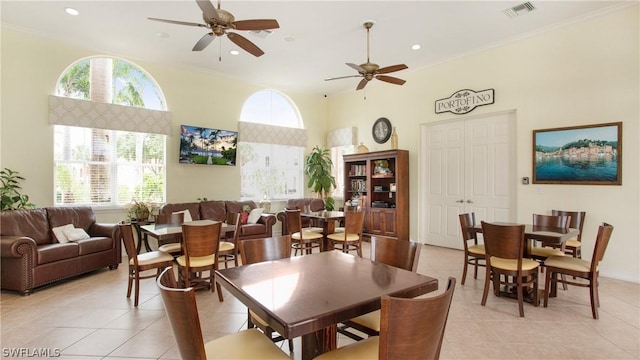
[65,7,79,16]
[284,36,295,42]
[411,44,421,50]
[155,32,169,39]
[230,50,239,56]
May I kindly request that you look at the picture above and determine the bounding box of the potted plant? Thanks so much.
[125,200,153,221]
[1,168,35,211]
[304,146,337,211]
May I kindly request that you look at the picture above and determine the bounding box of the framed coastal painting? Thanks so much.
[532,122,622,185]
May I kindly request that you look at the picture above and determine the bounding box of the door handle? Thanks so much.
[466,200,474,204]
[456,199,464,203]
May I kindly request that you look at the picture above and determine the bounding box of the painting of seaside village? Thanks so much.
[533,122,621,185]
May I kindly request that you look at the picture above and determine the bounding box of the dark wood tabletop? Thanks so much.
[139,220,234,251]
[215,250,438,360]
[470,223,579,245]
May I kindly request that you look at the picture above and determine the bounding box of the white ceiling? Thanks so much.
[1,0,629,96]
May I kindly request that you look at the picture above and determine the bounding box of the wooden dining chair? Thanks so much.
[326,209,365,256]
[239,236,294,353]
[218,213,240,268]
[176,220,224,301]
[481,221,540,317]
[119,223,174,307]
[458,212,486,285]
[285,209,323,255]
[338,236,422,341]
[316,277,456,360]
[543,223,614,319]
[547,210,586,258]
[156,267,290,360]
[156,212,184,255]
[529,214,570,262]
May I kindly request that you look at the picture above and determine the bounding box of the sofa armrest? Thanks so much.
[276,211,288,235]
[258,213,276,236]
[1,235,38,259]
[89,222,117,238]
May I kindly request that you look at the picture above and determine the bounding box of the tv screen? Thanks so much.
[179,125,237,166]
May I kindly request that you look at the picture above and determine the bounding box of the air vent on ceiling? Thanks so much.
[504,2,536,18]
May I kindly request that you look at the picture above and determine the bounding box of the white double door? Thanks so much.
[420,111,516,249]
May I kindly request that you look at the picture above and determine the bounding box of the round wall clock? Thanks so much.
[372,117,392,144]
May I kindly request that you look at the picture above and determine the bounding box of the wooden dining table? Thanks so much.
[139,220,235,253]
[215,251,438,360]
[300,210,345,251]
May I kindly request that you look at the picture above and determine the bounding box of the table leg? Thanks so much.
[134,225,152,254]
[321,221,336,252]
[301,324,337,360]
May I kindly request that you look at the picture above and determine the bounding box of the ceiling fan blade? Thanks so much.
[356,79,368,90]
[227,32,265,57]
[233,19,280,31]
[196,0,220,21]
[324,75,362,81]
[346,63,366,74]
[192,33,215,51]
[377,64,408,74]
[148,17,207,28]
[376,75,406,86]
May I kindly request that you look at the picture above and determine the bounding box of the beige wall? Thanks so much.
[1,5,638,282]
[325,6,639,282]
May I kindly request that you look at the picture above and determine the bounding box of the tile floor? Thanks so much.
[1,243,638,359]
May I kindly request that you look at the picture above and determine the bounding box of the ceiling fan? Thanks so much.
[325,22,408,90]
[148,0,279,57]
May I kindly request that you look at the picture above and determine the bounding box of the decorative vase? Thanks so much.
[356,142,369,153]
[259,194,271,213]
[391,127,398,149]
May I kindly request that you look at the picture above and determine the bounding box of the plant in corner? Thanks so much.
[1,168,35,211]
[125,200,153,221]
[304,146,337,211]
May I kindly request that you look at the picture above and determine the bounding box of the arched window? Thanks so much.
[51,57,169,208]
[239,90,305,201]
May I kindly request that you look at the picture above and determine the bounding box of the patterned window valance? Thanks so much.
[327,127,357,148]
[239,121,307,147]
[48,95,172,135]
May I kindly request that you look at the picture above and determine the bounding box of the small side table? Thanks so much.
[131,220,154,254]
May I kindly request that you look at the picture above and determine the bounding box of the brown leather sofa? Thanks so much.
[159,200,276,241]
[276,198,326,235]
[0,207,120,295]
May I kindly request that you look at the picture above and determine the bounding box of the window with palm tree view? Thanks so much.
[54,57,166,207]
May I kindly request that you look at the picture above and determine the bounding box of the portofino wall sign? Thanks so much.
[435,88,495,115]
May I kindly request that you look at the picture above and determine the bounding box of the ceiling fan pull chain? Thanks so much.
[219,38,222,62]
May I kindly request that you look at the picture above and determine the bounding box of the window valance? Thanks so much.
[239,121,307,147]
[48,95,172,135]
[327,127,357,148]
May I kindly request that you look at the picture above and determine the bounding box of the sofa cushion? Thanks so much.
[0,208,52,245]
[37,243,79,265]
[226,201,257,214]
[247,208,264,224]
[160,203,202,221]
[172,210,193,222]
[64,228,91,241]
[52,223,75,243]
[76,237,114,256]
[46,207,96,233]
[199,201,227,221]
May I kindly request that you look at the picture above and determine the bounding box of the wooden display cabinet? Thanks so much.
[343,149,409,240]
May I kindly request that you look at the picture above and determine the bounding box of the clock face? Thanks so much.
[372,118,392,144]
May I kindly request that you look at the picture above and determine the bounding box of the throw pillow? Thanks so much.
[63,227,91,241]
[52,224,74,243]
[247,208,264,224]
[172,210,193,222]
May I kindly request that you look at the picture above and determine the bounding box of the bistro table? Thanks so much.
[469,222,579,297]
[139,220,235,253]
[300,210,345,251]
[215,251,438,360]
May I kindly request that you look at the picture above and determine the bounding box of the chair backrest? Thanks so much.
[370,236,421,272]
[551,210,586,242]
[590,223,614,273]
[224,212,242,244]
[343,209,365,236]
[284,209,303,234]
[157,267,207,360]
[181,220,221,259]
[481,221,525,261]
[458,213,478,250]
[378,277,456,360]
[155,212,184,226]
[119,224,138,264]
[532,214,570,229]
[239,235,292,265]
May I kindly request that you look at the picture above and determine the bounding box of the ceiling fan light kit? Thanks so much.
[325,21,408,90]
[148,0,279,57]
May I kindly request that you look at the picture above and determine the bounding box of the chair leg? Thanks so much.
[543,269,551,308]
[127,271,134,299]
[516,277,525,317]
[473,258,479,279]
[134,275,140,307]
[481,268,491,306]
[461,257,468,285]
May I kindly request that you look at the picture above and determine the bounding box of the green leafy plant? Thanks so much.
[1,168,35,211]
[304,146,337,211]
[124,200,154,221]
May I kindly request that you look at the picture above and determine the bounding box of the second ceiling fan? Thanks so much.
[148,0,279,57]
[325,22,408,90]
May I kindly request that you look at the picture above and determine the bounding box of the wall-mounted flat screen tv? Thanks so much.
[179,125,237,166]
